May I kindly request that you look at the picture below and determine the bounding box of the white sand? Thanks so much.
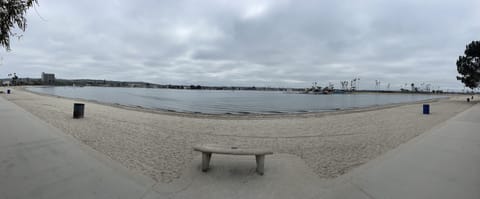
[2,88,475,182]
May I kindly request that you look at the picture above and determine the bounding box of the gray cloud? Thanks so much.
[1,0,479,90]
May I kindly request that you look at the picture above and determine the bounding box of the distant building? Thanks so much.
[41,72,55,85]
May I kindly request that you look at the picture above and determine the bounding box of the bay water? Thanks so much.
[27,86,444,114]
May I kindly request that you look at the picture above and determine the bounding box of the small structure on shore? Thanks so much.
[41,72,55,85]
[73,103,85,118]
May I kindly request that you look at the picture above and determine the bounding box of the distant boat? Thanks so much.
[333,90,349,94]
[72,83,84,87]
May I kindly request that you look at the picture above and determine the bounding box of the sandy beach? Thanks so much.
[2,88,474,183]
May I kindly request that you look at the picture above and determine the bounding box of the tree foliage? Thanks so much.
[456,41,480,89]
[0,0,38,51]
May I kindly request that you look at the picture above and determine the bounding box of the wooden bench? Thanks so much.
[193,144,273,175]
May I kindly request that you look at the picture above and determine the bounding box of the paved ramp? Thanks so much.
[148,154,328,199]
[0,96,162,199]
[325,103,480,199]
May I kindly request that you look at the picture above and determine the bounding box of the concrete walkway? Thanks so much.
[326,102,480,199]
[147,154,328,199]
[0,96,162,199]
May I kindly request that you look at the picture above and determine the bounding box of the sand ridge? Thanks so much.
[2,88,474,182]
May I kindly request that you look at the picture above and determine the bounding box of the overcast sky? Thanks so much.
[1,0,479,90]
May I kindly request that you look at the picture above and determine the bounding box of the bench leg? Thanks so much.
[202,152,212,172]
[255,155,265,175]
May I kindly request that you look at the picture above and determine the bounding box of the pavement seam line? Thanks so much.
[0,138,65,150]
[350,181,377,199]
[138,182,158,199]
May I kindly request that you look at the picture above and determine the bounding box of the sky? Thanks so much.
[1,0,479,91]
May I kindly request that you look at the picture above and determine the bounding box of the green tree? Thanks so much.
[456,41,480,89]
[1,0,38,51]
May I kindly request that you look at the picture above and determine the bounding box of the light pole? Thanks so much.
[7,73,12,87]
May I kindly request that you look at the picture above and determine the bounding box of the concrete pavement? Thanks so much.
[325,102,480,199]
[0,95,163,199]
[147,154,328,199]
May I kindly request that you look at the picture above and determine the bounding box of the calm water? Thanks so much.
[27,86,444,114]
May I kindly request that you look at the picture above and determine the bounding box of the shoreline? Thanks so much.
[20,86,447,120]
[2,87,475,183]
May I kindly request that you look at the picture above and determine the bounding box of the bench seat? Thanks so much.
[193,144,273,175]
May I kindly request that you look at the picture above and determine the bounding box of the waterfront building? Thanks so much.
[41,72,55,85]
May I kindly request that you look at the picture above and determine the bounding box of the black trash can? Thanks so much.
[423,104,430,115]
[73,103,85,119]
[7,89,10,94]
